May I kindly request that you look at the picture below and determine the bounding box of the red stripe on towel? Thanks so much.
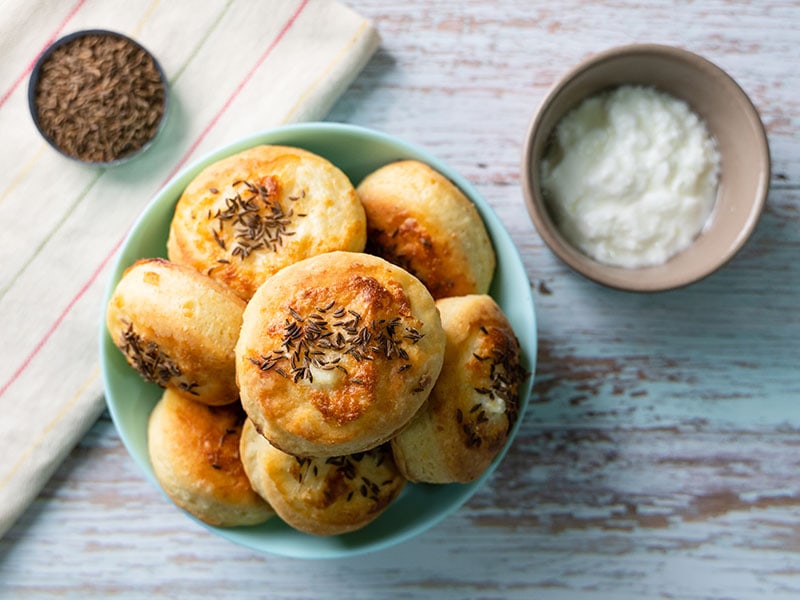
[162,0,310,184]
[0,0,87,111]
[0,0,310,401]
[0,237,122,400]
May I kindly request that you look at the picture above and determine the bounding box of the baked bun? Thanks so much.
[236,251,445,457]
[106,258,245,406]
[391,295,526,483]
[240,419,404,536]
[167,145,366,300]
[147,389,274,527]
[357,160,495,300]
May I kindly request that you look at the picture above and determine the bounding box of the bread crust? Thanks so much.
[239,419,404,536]
[147,390,274,527]
[167,145,366,300]
[106,258,245,405]
[391,295,526,483]
[357,160,495,299]
[236,251,445,457]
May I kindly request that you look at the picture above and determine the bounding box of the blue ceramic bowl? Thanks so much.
[99,122,537,558]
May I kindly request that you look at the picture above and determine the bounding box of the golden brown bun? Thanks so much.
[105,258,245,406]
[391,295,526,483]
[357,160,495,300]
[236,251,445,457]
[240,419,404,536]
[167,145,366,300]
[147,390,274,527]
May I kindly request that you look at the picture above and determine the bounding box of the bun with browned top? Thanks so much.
[148,389,274,527]
[239,418,404,536]
[167,145,366,300]
[105,258,245,406]
[235,251,445,458]
[391,294,526,483]
[357,160,495,300]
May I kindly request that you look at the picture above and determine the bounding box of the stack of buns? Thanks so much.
[106,145,527,536]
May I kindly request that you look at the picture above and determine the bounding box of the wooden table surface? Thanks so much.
[2,1,798,598]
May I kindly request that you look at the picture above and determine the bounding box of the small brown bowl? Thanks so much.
[521,44,770,292]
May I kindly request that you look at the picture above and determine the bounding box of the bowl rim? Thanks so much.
[100,121,538,558]
[27,28,169,167]
[521,43,771,293]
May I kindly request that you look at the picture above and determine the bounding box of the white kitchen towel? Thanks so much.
[0,0,379,538]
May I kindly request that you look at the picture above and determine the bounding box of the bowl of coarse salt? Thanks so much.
[521,43,770,292]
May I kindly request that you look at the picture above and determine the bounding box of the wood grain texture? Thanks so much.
[1,1,799,598]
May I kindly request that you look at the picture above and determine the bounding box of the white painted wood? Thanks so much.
[1,1,798,597]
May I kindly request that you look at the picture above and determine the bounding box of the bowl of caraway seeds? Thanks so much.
[28,29,167,165]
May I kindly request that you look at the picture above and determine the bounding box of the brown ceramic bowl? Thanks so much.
[521,44,770,292]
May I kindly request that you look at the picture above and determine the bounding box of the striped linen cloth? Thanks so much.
[0,0,379,538]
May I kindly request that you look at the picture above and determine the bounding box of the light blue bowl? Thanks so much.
[99,122,537,559]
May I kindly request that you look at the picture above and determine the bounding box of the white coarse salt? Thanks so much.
[540,85,721,268]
